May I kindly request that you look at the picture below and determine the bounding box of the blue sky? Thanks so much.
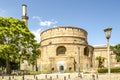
[0,0,120,45]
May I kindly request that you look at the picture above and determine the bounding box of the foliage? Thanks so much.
[98,67,120,73]
[28,71,41,75]
[29,45,40,65]
[0,17,39,74]
[96,56,105,68]
[64,70,74,73]
[111,67,120,73]
[40,69,50,74]
[0,56,6,68]
[97,68,108,73]
[111,44,120,62]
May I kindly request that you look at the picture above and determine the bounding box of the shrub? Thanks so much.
[28,71,41,75]
[64,70,74,73]
[97,68,108,73]
[111,67,120,73]
[40,70,50,74]
[98,67,120,73]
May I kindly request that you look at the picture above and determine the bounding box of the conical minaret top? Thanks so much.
[22,4,29,26]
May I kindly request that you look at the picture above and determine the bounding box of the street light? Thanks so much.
[104,27,112,80]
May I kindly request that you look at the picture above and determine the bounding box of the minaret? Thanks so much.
[22,4,29,26]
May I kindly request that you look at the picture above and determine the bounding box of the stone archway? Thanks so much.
[57,61,66,72]
[59,65,64,72]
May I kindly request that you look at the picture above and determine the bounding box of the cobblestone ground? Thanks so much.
[0,73,120,80]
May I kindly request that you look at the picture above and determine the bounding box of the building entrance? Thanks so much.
[57,61,66,72]
[59,65,64,72]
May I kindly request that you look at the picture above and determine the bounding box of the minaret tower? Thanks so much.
[22,4,29,26]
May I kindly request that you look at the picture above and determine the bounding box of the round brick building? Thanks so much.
[38,26,94,73]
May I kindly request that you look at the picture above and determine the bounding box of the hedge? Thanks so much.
[98,67,120,73]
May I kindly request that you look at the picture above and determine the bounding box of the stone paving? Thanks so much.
[0,73,120,80]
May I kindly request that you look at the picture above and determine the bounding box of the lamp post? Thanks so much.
[104,27,112,80]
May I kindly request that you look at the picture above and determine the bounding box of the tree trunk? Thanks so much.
[36,60,38,71]
[32,64,34,71]
[6,54,11,74]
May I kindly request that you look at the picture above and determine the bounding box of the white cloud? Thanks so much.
[0,8,6,16]
[53,26,58,27]
[31,16,58,43]
[32,16,41,21]
[39,20,57,26]
[32,16,58,27]
[31,28,41,43]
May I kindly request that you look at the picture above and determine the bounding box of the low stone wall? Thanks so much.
[0,73,120,80]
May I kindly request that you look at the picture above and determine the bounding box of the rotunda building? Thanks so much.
[38,26,94,72]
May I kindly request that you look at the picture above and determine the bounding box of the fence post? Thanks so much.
[45,74,47,79]
[22,75,24,80]
[34,75,36,79]
[56,75,58,79]
[12,75,14,79]
[36,76,38,80]
[9,76,11,80]
[50,76,52,80]
[96,74,98,80]
[64,76,66,80]
[68,74,70,79]
[2,75,4,79]
[92,74,95,80]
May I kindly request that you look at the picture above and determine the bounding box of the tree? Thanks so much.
[29,47,41,71]
[0,17,38,74]
[111,44,120,62]
[96,56,105,68]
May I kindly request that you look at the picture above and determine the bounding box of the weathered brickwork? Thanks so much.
[93,45,117,69]
[37,26,94,72]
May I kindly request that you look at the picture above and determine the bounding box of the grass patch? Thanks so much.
[28,71,41,75]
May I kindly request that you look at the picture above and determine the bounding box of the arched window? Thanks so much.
[84,47,89,56]
[56,46,66,56]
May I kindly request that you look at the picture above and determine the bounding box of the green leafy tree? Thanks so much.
[0,17,38,74]
[111,44,120,62]
[96,56,105,68]
[23,43,41,71]
[29,47,41,71]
